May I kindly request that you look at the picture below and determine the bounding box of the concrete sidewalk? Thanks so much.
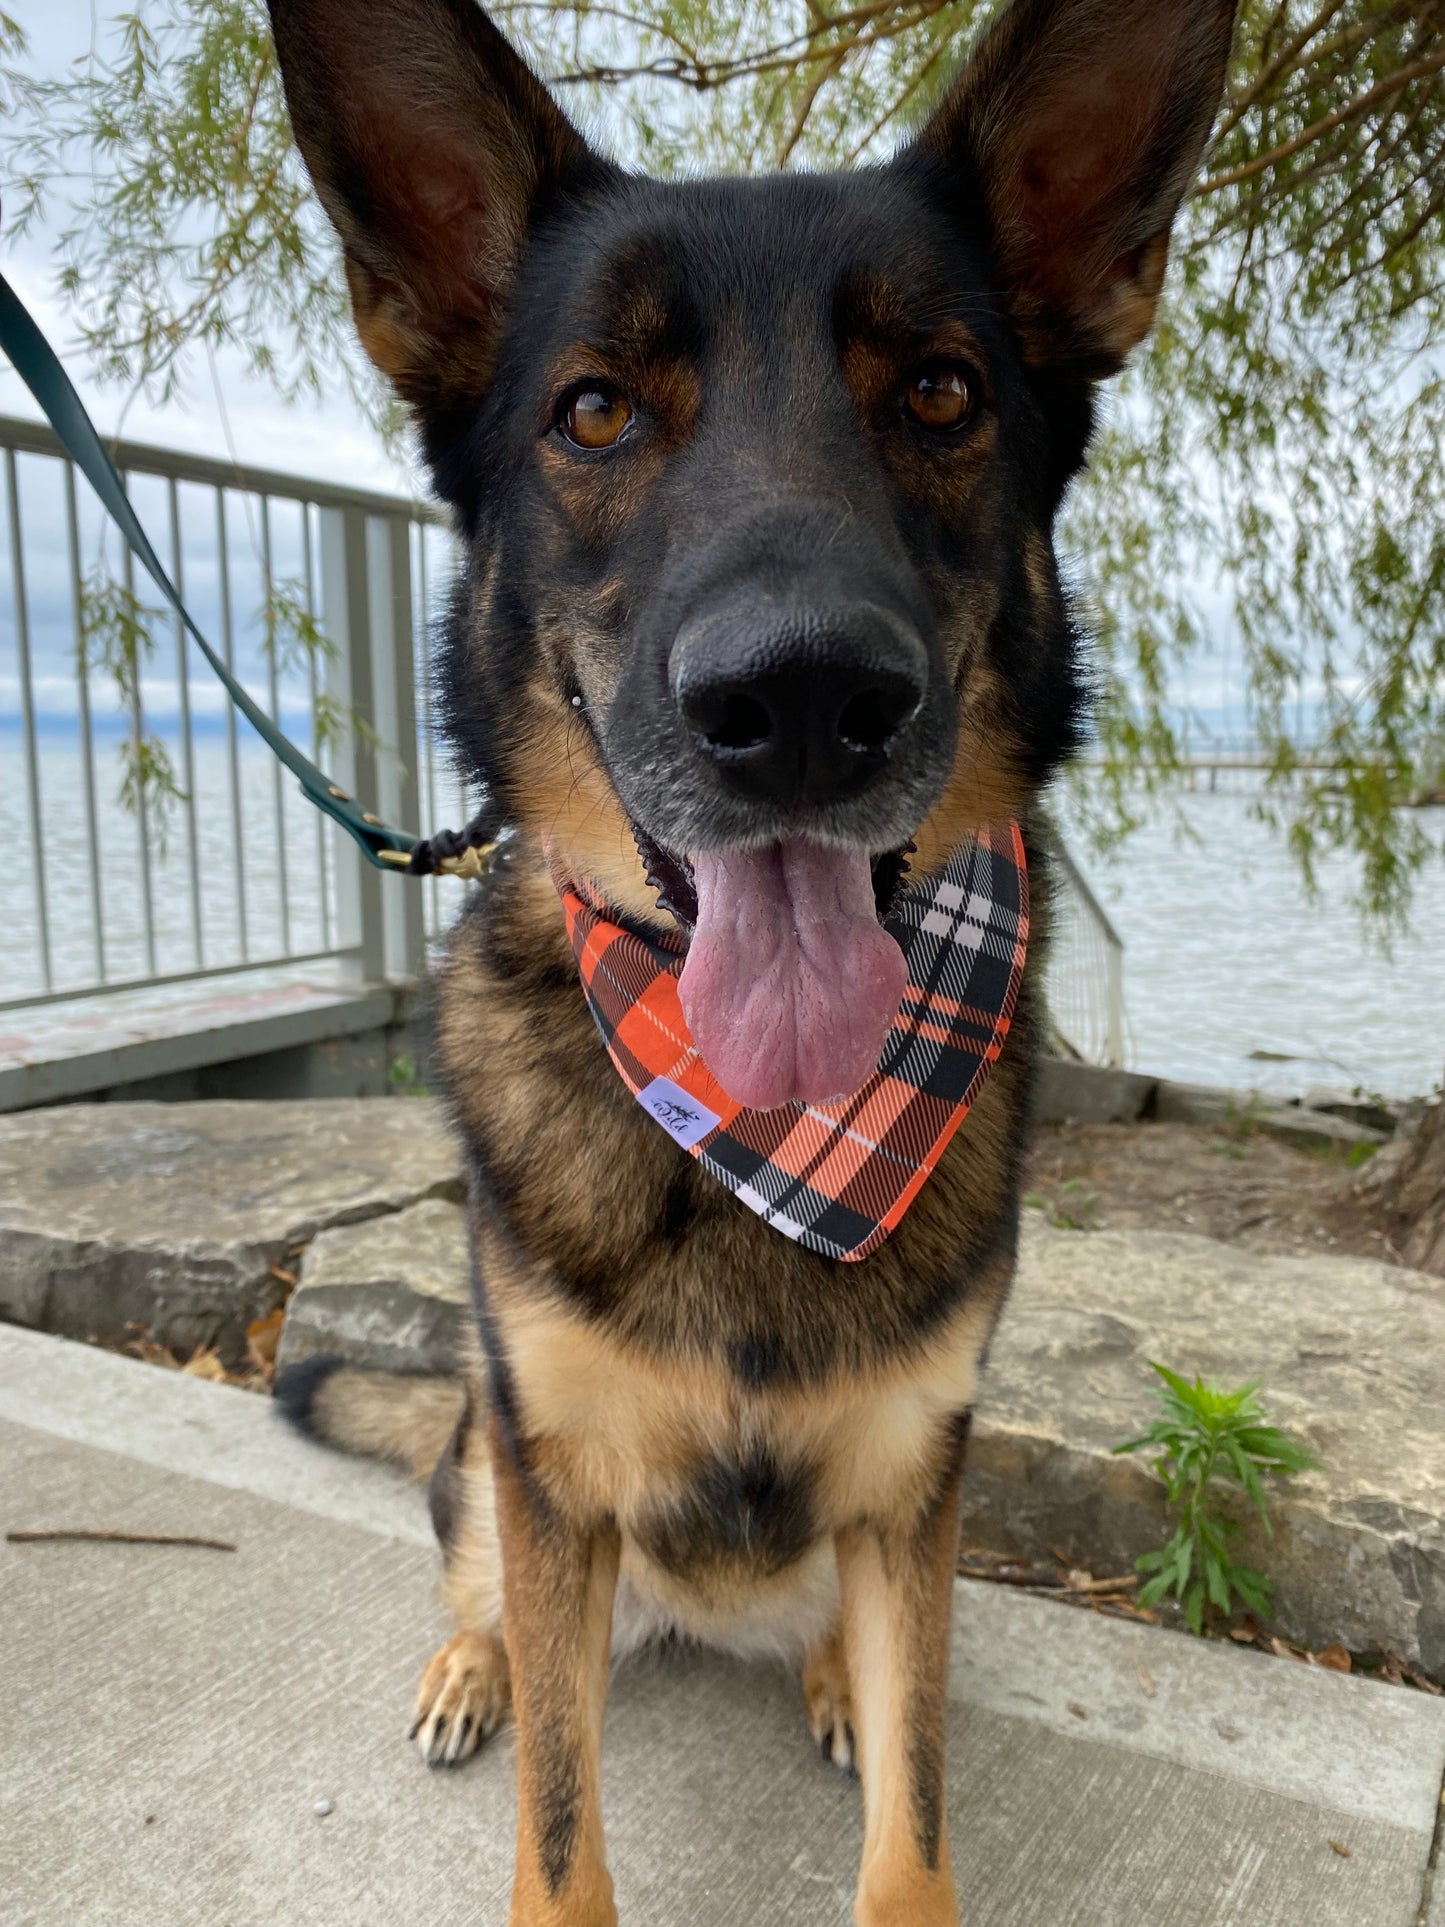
[2,1324,1442,1927]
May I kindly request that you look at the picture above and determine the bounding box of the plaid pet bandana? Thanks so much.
[559,823,1028,1262]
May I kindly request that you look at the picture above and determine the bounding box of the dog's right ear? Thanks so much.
[267,0,609,413]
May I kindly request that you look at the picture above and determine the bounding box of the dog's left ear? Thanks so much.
[912,0,1238,377]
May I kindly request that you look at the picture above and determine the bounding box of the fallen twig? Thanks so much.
[1091,1601,1163,1625]
[958,1551,1140,1597]
[961,1565,1067,1590]
[1067,1572,1142,1595]
[7,1528,236,1552]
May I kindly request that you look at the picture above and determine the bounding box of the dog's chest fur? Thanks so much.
[434,843,1037,1616]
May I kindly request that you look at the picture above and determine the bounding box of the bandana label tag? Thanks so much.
[637,1076,723,1150]
[560,822,1029,1262]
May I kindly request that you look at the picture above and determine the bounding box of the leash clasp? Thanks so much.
[436,843,495,881]
[377,842,496,881]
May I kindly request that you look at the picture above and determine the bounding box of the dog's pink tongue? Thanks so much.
[679,842,906,1111]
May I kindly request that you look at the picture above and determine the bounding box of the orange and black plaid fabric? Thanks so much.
[559,823,1029,1262]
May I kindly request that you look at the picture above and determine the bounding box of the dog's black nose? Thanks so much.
[672,600,927,809]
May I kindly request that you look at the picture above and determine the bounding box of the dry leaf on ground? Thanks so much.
[1270,1636,1308,1662]
[246,1307,286,1376]
[120,1324,181,1370]
[1096,1601,1163,1625]
[180,1347,227,1382]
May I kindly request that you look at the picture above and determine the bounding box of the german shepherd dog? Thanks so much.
[268,0,1237,1919]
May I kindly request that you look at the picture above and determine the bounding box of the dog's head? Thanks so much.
[270,0,1236,1107]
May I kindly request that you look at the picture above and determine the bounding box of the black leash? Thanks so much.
[0,272,493,881]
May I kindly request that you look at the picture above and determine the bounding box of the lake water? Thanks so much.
[1071,789,1445,1100]
[0,740,470,997]
[2,746,1441,1100]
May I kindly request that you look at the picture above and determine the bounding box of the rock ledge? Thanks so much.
[0,1100,461,1357]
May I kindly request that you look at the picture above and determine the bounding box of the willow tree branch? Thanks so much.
[1221,0,1355,126]
[493,0,704,70]
[1197,79,1440,262]
[844,31,951,162]
[777,40,852,164]
[549,0,954,92]
[1199,43,1445,194]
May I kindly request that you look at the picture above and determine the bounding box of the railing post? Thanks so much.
[1049,838,1128,1069]
[1104,939,1126,1068]
[367,510,427,982]
[317,504,386,982]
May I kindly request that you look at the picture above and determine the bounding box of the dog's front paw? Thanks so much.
[802,1627,857,1776]
[411,1629,510,1767]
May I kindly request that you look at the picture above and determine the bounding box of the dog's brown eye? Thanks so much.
[561,385,633,450]
[904,363,976,433]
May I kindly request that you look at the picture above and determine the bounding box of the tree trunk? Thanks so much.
[1381,1085,1445,1275]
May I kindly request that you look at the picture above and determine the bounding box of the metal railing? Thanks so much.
[1046,839,1127,1067]
[0,413,472,1016]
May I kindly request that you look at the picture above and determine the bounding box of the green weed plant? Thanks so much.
[1115,1365,1318,1635]
[1021,1177,1100,1231]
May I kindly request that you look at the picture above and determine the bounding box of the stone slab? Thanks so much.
[968,1217,1445,1671]
[1035,1057,1158,1124]
[1034,1060,1390,1148]
[953,1574,1444,1833]
[3,1328,1443,1927]
[0,1320,431,1547]
[0,975,403,1111]
[0,1099,462,1357]
[1300,1087,1401,1136]
[276,1196,471,1376]
[1153,1079,1387,1150]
